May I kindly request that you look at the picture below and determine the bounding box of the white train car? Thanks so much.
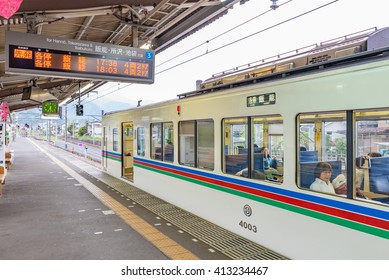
[102,27,389,259]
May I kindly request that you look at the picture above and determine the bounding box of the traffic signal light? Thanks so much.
[76,104,84,116]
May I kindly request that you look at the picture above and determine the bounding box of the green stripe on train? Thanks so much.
[135,163,389,240]
[104,155,122,162]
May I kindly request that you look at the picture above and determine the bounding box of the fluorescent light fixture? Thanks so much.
[59,97,71,106]
[80,82,94,93]
[140,42,151,49]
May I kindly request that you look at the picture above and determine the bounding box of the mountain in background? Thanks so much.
[93,100,136,114]
[60,99,137,120]
[13,97,152,128]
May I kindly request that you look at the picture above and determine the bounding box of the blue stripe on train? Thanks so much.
[134,157,389,221]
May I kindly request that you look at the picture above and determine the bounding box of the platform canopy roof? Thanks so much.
[0,0,242,112]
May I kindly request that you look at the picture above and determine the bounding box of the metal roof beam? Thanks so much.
[152,0,241,52]
[75,16,95,40]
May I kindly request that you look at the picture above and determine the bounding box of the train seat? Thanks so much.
[300,150,319,162]
[164,144,174,162]
[225,154,248,174]
[369,156,389,194]
[238,147,248,154]
[225,153,265,175]
[299,161,342,189]
[253,153,264,173]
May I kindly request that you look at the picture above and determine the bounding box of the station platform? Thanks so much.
[0,137,287,260]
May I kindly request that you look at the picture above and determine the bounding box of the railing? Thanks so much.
[56,135,101,148]
[53,139,102,163]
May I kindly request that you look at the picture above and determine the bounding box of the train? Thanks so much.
[102,26,389,259]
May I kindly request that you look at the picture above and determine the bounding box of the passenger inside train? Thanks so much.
[332,174,347,195]
[223,115,284,183]
[309,162,336,194]
[332,174,368,199]
[261,147,279,179]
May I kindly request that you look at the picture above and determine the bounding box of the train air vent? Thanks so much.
[335,46,362,58]
[275,62,295,72]
[309,54,332,64]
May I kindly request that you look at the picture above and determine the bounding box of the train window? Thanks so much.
[179,121,195,167]
[113,128,118,152]
[163,122,174,162]
[223,118,249,176]
[137,127,145,157]
[150,123,162,160]
[150,122,174,162]
[178,119,214,170]
[197,120,214,170]
[223,115,283,183]
[298,112,347,195]
[354,109,389,204]
[252,115,284,182]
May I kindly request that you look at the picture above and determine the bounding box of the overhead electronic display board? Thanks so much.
[5,31,155,84]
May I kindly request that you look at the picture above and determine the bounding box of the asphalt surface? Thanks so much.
[0,137,169,260]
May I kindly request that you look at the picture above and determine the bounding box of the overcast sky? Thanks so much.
[85,0,389,109]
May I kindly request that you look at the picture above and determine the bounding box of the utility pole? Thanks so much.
[92,122,94,146]
[46,120,50,142]
[64,104,67,150]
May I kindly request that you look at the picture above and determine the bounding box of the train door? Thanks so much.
[122,122,134,181]
[102,126,107,169]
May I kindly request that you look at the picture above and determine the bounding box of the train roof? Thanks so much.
[103,97,179,116]
[178,26,389,98]
[104,26,389,115]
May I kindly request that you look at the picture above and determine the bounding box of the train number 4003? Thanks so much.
[239,220,258,233]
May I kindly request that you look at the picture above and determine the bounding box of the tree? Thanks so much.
[78,126,87,137]
[299,130,311,150]
[67,123,74,136]
[335,137,346,156]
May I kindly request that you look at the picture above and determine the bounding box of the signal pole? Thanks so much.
[64,104,67,150]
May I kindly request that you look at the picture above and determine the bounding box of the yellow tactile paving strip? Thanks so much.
[29,139,199,260]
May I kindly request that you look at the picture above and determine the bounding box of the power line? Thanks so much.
[73,83,133,107]
[156,0,339,75]
[156,0,293,69]
[79,2,294,105]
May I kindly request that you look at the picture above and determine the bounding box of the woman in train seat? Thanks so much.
[310,162,336,194]
[262,147,279,179]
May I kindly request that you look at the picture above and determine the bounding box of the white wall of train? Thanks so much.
[102,57,389,259]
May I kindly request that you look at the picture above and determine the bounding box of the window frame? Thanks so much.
[137,127,145,157]
[296,109,389,206]
[222,114,283,183]
[150,121,174,162]
[296,110,348,195]
[178,119,214,170]
[112,127,118,152]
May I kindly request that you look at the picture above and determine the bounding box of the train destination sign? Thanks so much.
[5,31,155,84]
[247,92,276,107]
